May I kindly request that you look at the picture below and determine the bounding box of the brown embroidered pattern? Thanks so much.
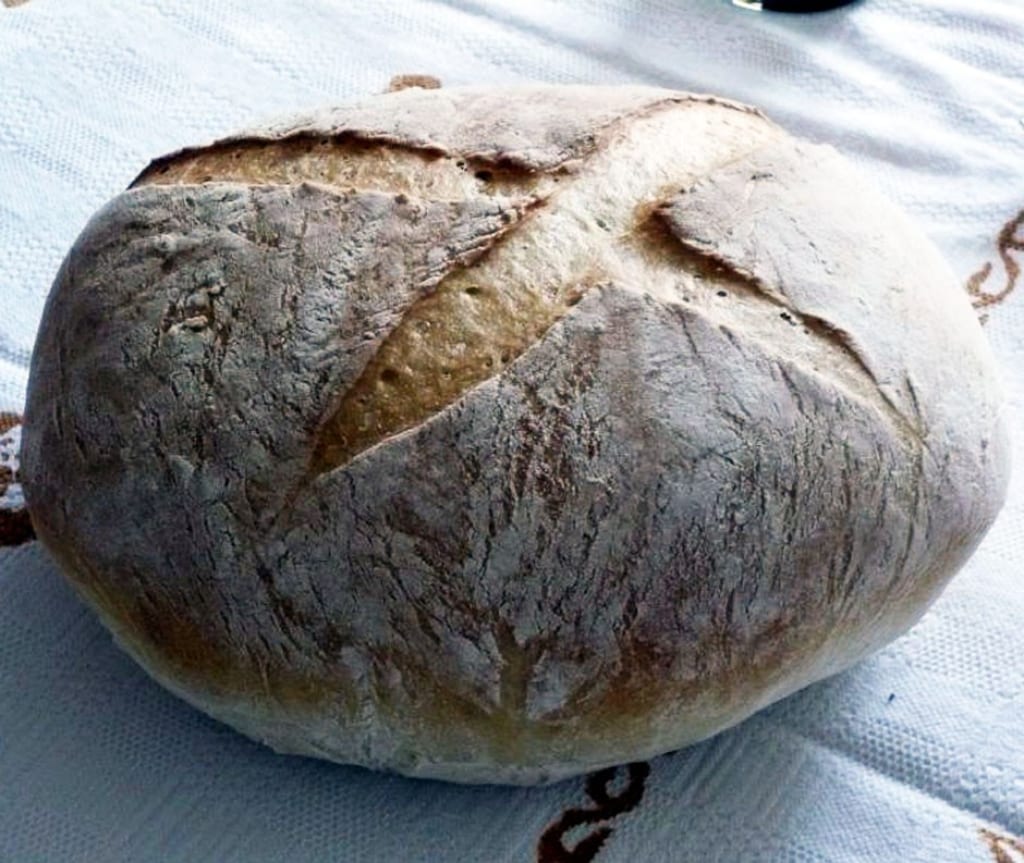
[0,412,34,548]
[980,827,1024,863]
[537,761,651,863]
[387,74,442,93]
[966,209,1024,322]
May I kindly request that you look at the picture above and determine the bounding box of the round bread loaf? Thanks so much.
[22,84,1010,784]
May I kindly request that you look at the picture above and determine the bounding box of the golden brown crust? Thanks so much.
[134,134,542,196]
[311,255,571,472]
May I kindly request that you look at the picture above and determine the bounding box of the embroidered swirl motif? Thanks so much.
[980,827,1024,863]
[0,413,33,548]
[537,762,651,863]
[966,209,1024,322]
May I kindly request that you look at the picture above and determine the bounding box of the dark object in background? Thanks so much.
[733,0,860,12]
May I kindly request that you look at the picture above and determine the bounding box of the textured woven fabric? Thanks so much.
[1,1,1022,861]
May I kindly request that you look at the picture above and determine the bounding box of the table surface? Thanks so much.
[1,2,1022,861]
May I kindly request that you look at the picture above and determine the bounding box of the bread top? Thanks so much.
[126,85,1004,485]
[132,88,774,472]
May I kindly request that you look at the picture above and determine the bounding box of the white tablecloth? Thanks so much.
[1,1,1022,860]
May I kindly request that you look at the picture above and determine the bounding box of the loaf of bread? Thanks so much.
[22,84,1009,784]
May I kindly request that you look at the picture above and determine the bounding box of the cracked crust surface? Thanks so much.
[22,85,1010,784]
